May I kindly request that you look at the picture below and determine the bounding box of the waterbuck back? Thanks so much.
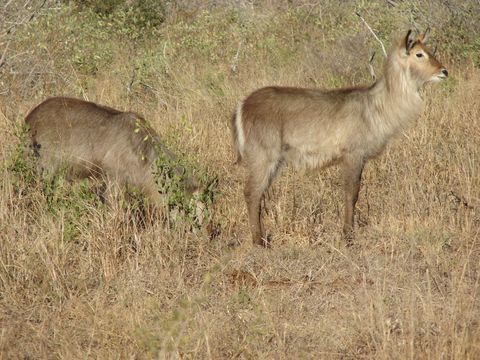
[25,97,196,206]
[232,29,448,246]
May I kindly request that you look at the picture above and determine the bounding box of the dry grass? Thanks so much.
[1,1,479,359]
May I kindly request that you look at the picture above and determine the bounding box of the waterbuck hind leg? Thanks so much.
[244,157,281,247]
[342,157,364,241]
[245,173,268,247]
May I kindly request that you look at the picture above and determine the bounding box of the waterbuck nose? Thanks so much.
[442,69,448,77]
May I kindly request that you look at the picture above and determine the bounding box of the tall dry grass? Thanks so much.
[1,1,479,358]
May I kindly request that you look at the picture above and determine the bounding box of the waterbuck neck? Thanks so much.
[372,65,423,110]
[362,54,424,148]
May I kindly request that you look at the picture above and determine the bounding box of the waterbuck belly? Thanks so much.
[283,145,344,170]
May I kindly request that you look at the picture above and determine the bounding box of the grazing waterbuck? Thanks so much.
[25,97,198,208]
[232,30,448,246]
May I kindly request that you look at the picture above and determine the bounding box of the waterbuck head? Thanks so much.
[401,29,448,86]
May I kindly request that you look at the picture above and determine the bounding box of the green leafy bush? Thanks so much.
[67,0,167,38]
[42,173,104,241]
[7,123,37,188]
[152,150,217,228]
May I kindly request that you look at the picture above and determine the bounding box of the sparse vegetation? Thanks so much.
[0,0,479,358]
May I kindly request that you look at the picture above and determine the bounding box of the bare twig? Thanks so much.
[230,41,242,74]
[386,0,397,6]
[355,12,387,58]
[1,0,47,37]
[450,191,475,210]
[4,0,14,9]
[0,35,13,69]
[127,67,137,93]
[0,0,48,70]
[23,0,33,9]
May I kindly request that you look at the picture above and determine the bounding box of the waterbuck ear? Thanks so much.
[417,27,430,44]
[404,29,415,53]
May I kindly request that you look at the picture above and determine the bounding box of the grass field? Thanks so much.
[1,1,479,358]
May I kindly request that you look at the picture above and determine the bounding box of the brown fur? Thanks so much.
[25,97,196,206]
[233,30,448,246]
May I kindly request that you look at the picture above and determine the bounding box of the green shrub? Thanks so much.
[7,123,37,188]
[67,0,124,15]
[42,172,104,241]
[67,0,167,37]
[152,150,217,228]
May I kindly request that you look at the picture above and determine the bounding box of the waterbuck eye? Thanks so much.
[416,53,424,58]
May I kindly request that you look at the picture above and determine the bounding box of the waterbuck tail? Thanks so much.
[231,101,245,164]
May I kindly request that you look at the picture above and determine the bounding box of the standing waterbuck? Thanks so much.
[25,97,199,210]
[232,30,448,246]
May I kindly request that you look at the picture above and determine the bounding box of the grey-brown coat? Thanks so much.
[26,97,196,206]
[232,30,448,246]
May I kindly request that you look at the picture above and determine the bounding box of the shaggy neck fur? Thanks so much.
[364,44,424,150]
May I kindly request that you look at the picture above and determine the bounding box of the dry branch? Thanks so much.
[0,0,47,69]
[355,12,387,58]
[230,41,242,74]
[0,35,13,69]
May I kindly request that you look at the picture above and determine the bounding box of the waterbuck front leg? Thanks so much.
[342,156,364,240]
